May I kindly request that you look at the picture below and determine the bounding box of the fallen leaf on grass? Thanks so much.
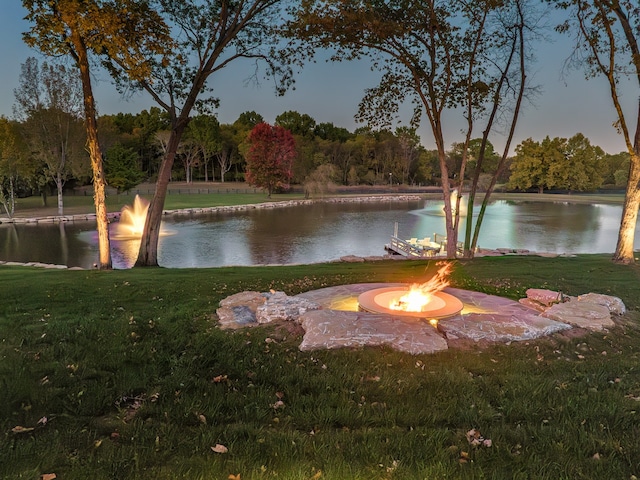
[466,428,492,448]
[211,444,228,454]
[11,426,34,434]
[310,470,322,479]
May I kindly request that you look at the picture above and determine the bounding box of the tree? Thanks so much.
[275,110,317,137]
[314,122,352,142]
[396,127,420,185]
[460,0,541,257]
[177,138,199,183]
[304,163,338,198]
[23,0,171,269]
[508,134,604,193]
[0,117,29,217]
[188,114,220,182]
[104,144,145,193]
[602,151,631,186]
[13,58,87,215]
[112,1,295,267]
[133,108,171,177]
[245,123,296,197]
[216,124,239,183]
[554,0,640,263]
[288,0,534,258]
[546,133,605,192]
[508,136,561,193]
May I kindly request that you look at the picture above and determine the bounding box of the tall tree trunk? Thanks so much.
[467,2,527,257]
[71,29,112,269]
[56,173,64,215]
[136,124,187,267]
[613,153,640,263]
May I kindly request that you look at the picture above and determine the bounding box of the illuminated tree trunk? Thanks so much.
[613,97,640,264]
[613,161,640,263]
[70,28,112,269]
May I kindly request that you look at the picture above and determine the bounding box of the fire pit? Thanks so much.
[357,262,463,320]
[358,287,463,319]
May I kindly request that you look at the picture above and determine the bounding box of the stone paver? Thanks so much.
[542,301,615,331]
[299,310,449,355]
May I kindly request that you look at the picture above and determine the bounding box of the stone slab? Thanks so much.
[298,309,449,355]
[217,291,266,329]
[438,311,571,343]
[577,293,626,315]
[525,288,568,306]
[255,291,321,324]
[542,300,615,330]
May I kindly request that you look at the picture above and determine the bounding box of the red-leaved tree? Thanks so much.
[245,123,296,197]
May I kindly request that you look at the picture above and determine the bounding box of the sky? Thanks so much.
[0,3,635,156]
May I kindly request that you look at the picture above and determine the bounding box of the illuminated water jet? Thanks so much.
[113,195,149,239]
[112,195,173,240]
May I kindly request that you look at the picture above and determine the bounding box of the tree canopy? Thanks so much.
[22,0,172,269]
[286,0,537,258]
[109,0,298,267]
[553,0,640,263]
[245,122,296,197]
[508,134,605,193]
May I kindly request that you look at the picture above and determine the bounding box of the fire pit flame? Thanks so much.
[357,262,463,320]
[389,262,452,313]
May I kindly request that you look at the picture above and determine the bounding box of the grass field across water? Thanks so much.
[1,255,640,479]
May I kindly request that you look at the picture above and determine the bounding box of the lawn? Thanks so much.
[8,184,307,219]
[1,255,639,479]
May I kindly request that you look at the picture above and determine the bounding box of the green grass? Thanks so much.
[1,256,640,479]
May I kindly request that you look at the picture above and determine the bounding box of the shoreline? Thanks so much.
[0,191,628,225]
[0,193,625,269]
[0,194,425,224]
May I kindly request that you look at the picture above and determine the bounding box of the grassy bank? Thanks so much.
[1,256,639,479]
[9,186,307,218]
[6,182,626,219]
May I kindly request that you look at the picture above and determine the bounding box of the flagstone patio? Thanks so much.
[215,283,624,355]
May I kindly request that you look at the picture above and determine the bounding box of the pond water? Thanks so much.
[0,198,637,269]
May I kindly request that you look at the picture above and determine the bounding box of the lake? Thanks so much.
[0,197,636,269]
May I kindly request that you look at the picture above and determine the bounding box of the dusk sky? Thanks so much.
[1,3,635,156]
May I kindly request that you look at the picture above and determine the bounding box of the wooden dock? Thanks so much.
[385,235,442,258]
[384,224,465,258]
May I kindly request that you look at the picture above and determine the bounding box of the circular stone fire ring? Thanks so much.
[358,287,464,319]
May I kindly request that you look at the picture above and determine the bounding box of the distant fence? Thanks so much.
[68,184,442,197]
[69,186,262,196]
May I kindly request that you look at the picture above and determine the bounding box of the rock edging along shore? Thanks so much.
[0,195,424,224]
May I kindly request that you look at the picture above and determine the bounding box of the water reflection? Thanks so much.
[0,199,637,269]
